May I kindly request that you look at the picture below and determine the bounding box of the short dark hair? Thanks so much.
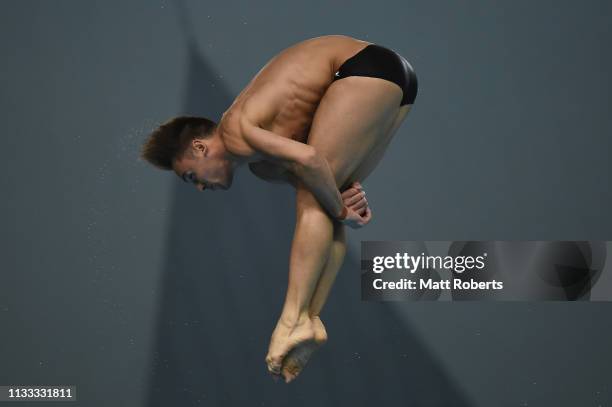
[140,116,217,170]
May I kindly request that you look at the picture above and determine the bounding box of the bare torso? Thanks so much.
[217,35,371,180]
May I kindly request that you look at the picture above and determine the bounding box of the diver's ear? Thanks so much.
[191,139,208,157]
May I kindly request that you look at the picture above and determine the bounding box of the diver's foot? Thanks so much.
[281,316,328,383]
[265,314,316,377]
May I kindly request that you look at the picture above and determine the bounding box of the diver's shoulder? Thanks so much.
[219,122,255,158]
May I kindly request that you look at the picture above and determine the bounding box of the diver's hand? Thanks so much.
[339,181,372,228]
[341,182,369,216]
[341,206,372,229]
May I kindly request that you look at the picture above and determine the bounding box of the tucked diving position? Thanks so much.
[140,34,418,383]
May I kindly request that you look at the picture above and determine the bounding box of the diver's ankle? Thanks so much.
[279,310,311,328]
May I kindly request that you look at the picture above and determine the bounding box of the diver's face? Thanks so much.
[172,139,233,192]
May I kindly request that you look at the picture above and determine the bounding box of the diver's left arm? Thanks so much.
[240,120,367,227]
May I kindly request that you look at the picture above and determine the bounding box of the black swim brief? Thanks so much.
[333,44,418,106]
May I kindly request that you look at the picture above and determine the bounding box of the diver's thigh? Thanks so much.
[349,103,413,183]
[306,76,402,187]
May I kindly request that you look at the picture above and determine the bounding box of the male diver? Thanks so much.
[140,35,418,383]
